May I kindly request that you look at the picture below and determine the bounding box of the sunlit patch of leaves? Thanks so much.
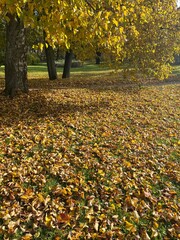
[0,82,179,239]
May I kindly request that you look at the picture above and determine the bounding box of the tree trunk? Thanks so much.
[62,50,73,79]
[96,51,101,64]
[56,47,61,61]
[45,43,57,80]
[4,14,28,98]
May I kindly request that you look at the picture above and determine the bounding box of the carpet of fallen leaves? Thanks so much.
[0,79,180,240]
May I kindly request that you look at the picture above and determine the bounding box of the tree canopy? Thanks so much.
[0,0,179,80]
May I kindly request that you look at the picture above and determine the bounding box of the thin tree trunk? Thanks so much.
[56,47,61,61]
[4,14,28,98]
[44,43,57,80]
[96,51,101,64]
[62,50,73,79]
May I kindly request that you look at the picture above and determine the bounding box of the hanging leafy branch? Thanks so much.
[0,0,179,80]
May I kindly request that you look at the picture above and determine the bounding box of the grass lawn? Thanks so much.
[0,65,180,239]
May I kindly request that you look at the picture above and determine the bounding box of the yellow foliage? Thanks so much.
[124,220,136,232]
[0,0,178,79]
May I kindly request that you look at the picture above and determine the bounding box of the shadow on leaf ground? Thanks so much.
[0,90,112,127]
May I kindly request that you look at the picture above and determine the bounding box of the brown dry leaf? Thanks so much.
[20,188,34,200]
[0,78,179,239]
[141,229,151,240]
[57,213,71,223]
[94,219,99,232]
[54,237,61,240]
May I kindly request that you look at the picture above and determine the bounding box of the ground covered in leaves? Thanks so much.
[0,79,179,240]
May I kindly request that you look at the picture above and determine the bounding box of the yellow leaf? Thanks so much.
[153,221,159,229]
[65,40,70,49]
[98,169,105,176]
[21,234,33,240]
[45,214,52,226]
[86,207,94,222]
[113,18,119,27]
[37,193,44,203]
[125,220,136,232]
[105,11,111,19]
[109,203,116,210]
[104,22,108,31]
[151,228,158,238]
[44,42,48,49]
[123,160,132,168]
[54,237,61,240]
[119,27,124,34]
[102,130,111,137]
[98,214,106,220]
[36,43,44,51]
[16,6,22,17]
[100,227,106,233]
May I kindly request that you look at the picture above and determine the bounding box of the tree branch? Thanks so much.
[84,0,96,12]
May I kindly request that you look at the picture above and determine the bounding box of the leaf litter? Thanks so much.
[0,82,179,239]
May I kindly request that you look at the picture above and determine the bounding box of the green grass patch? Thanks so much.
[172,65,180,75]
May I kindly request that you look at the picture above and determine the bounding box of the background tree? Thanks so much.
[44,43,57,80]
[0,20,6,66]
[62,50,73,79]
[0,0,179,97]
[120,0,179,79]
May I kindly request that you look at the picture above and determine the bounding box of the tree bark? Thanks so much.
[44,43,57,80]
[4,14,28,98]
[56,47,61,61]
[62,50,73,79]
[96,51,101,64]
